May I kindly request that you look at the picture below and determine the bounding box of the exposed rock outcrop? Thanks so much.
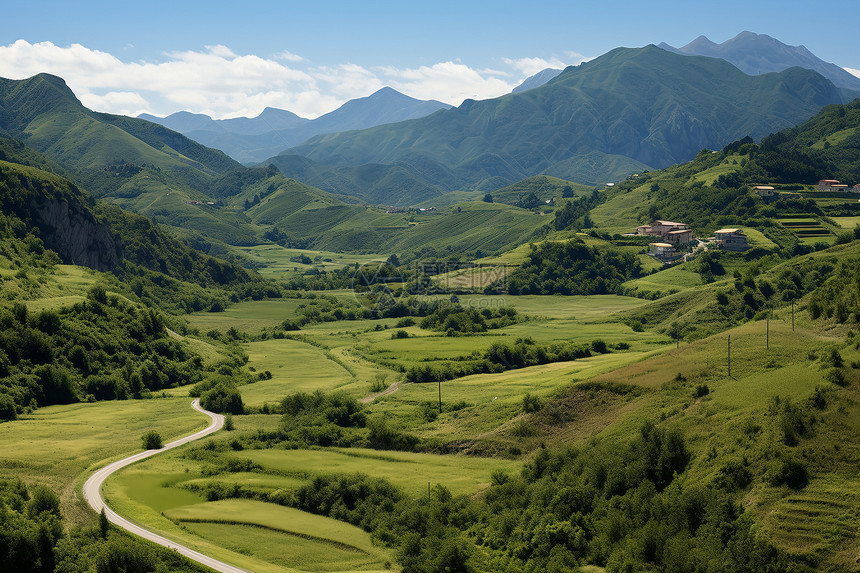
[30,197,120,271]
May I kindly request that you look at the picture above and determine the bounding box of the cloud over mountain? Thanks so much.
[0,40,579,119]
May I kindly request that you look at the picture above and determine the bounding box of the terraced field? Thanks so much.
[778,216,835,245]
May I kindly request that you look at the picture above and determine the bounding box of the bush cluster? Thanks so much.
[0,287,210,416]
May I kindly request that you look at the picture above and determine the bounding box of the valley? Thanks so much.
[1,27,860,573]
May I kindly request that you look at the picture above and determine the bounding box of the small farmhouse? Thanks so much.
[649,242,680,262]
[637,220,694,245]
[714,228,749,251]
[818,179,849,191]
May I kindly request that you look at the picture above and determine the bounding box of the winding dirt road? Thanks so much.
[82,399,250,573]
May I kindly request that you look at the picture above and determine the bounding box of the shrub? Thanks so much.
[591,339,608,354]
[768,457,809,490]
[522,393,542,413]
[0,394,17,421]
[825,368,847,387]
[693,384,710,398]
[201,384,244,415]
[141,430,162,450]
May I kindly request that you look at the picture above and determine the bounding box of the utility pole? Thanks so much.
[728,334,731,378]
[438,379,442,413]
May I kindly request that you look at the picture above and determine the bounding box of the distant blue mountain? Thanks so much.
[659,31,860,91]
[138,107,307,136]
[139,87,450,164]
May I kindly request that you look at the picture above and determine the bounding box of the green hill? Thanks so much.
[0,74,241,190]
[488,174,594,206]
[283,46,849,204]
[0,74,268,245]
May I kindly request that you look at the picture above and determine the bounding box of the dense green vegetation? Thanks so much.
[0,477,205,573]
[496,239,643,295]
[0,285,215,415]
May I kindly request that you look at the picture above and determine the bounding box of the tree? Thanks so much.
[482,193,493,203]
[562,185,574,198]
[141,430,162,450]
[0,394,17,421]
[201,383,244,415]
[99,508,110,538]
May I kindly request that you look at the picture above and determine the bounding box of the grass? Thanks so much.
[359,349,667,447]
[235,448,520,497]
[455,293,652,320]
[589,183,652,235]
[233,244,387,279]
[0,397,208,525]
[187,299,309,332]
[241,338,357,407]
[830,216,860,229]
[622,263,705,294]
[742,227,778,249]
[103,457,328,573]
[165,500,391,572]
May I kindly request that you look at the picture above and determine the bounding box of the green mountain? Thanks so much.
[0,74,242,190]
[0,74,270,244]
[282,46,852,204]
[0,136,268,309]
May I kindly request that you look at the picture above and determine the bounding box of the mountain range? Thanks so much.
[139,87,451,164]
[659,31,860,92]
[278,45,855,203]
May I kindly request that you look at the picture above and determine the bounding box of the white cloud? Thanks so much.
[502,56,567,76]
[314,63,385,98]
[80,91,151,117]
[0,39,585,118]
[846,67,860,79]
[564,51,592,65]
[379,61,516,103]
[273,50,304,62]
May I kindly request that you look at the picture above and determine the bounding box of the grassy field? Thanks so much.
[187,299,309,332]
[234,244,387,279]
[241,338,358,407]
[589,183,651,234]
[0,397,208,525]
[235,448,520,497]
[103,455,387,573]
[830,216,860,229]
[622,262,705,294]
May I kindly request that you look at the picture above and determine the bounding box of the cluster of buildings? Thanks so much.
[817,179,860,192]
[637,219,748,263]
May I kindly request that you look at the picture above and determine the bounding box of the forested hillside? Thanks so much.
[284,46,849,201]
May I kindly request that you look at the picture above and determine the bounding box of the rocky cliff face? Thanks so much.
[30,197,120,271]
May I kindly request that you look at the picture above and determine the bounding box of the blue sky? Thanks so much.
[2,0,859,118]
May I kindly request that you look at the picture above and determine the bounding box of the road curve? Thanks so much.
[83,399,250,573]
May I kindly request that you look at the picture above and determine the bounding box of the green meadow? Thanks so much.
[234,244,388,278]
[0,397,208,523]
